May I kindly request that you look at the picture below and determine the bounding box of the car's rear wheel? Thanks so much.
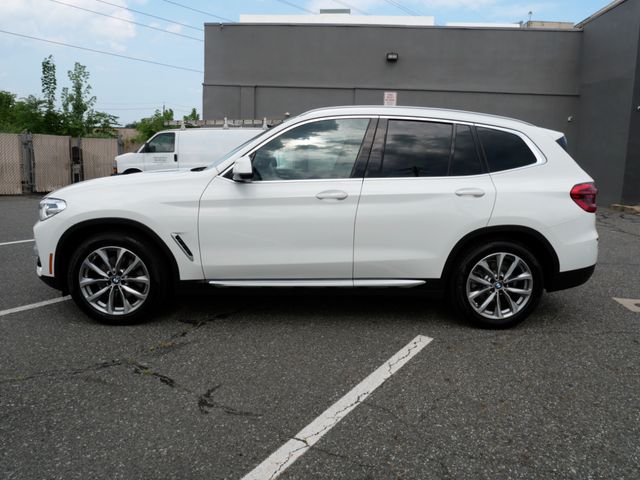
[68,233,167,324]
[451,241,543,328]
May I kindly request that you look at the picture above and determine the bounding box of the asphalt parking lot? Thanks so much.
[1,195,639,480]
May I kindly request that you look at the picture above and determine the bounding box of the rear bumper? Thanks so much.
[546,264,595,292]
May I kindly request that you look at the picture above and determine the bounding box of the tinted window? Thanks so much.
[477,127,537,172]
[450,125,483,176]
[251,118,369,181]
[379,121,452,177]
[147,132,175,153]
[556,135,568,152]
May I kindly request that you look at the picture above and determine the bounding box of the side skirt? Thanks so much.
[207,279,426,288]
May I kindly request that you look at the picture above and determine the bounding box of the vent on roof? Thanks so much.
[319,9,350,14]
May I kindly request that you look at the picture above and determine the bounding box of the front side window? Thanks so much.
[477,127,537,172]
[251,118,370,181]
[147,132,175,153]
[378,120,453,177]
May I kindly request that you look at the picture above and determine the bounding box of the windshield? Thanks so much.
[206,129,273,169]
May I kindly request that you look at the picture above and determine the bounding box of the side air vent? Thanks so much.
[171,233,194,261]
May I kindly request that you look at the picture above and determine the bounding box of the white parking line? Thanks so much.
[241,334,433,480]
[0,296,71,317]
[613,297,640,313]
[0,239,35,247]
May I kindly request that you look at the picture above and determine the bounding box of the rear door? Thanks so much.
[354,118,496,280]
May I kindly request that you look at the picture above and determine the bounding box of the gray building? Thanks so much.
[203,0,640,204]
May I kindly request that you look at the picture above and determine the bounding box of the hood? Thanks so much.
[115,152,138,161]
[48,168,217,200]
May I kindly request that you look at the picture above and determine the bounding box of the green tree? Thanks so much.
[61,62,97,136]
[0,57,117,136]
[183,108,199,122]
[135,108,174,142]
[0,91,17,132]
[41,55,57,113]
[0,91,48,134]
[41,55,62,133]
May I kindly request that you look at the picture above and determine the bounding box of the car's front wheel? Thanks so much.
[451,241,543,328]
[68,233,167,324]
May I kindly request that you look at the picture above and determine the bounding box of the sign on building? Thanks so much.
[383,91,397,106]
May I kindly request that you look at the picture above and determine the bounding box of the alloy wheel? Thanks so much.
[78,246,150,315]
[465,252,533,320]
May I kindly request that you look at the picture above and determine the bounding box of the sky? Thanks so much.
[0,0,612,125]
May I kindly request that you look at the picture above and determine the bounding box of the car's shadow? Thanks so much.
[167,287,467,329]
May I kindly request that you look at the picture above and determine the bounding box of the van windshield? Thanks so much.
[206,129,272,169]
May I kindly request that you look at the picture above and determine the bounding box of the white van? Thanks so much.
[113,128,263,174]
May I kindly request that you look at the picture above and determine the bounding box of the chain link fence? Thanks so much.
[0,134,121,194]
[82,138,119,180]
[0,133,23,194]
[32,134,72,193]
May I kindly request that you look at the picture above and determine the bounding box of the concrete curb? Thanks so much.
[611,204,640,215]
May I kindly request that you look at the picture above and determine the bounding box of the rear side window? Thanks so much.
[556,135,568,152]
[477,127,537,172]
[379,120,452,177]
[450,125,483,176]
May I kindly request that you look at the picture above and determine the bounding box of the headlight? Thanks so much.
[39,198,66,221]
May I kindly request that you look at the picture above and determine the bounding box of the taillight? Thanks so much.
[570,182,598,213]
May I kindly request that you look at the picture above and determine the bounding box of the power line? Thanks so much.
[47,0,203,42]
[0,29,204,73]
[160,0,234,23]
[274,0,316,14]
[93,0,204,32]
[382,0,423,16]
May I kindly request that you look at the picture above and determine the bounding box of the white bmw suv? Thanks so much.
[34,106,598,328]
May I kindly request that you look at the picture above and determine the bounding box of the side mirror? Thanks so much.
[232,155,253,182]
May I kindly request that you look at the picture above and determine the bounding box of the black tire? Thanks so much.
[67,232,169,324]
[450,241,543,329]
[122,169,141,175]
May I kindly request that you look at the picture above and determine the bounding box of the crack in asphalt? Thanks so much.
[257,339,432,478]
[268,439,309,480]
[387,337,423,376]
[198,384,263,417]
[260,387,385,478]
[597,213,640,239]
[0,359,123,384]
[131,361,177,388]
[1,309,266,419]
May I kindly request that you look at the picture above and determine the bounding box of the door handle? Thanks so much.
[455,188,485,198]
[174,153,178,162]
[316,190,348,201]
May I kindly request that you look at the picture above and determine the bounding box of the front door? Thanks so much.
[199,117,374,280]
[143,132,176,171]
